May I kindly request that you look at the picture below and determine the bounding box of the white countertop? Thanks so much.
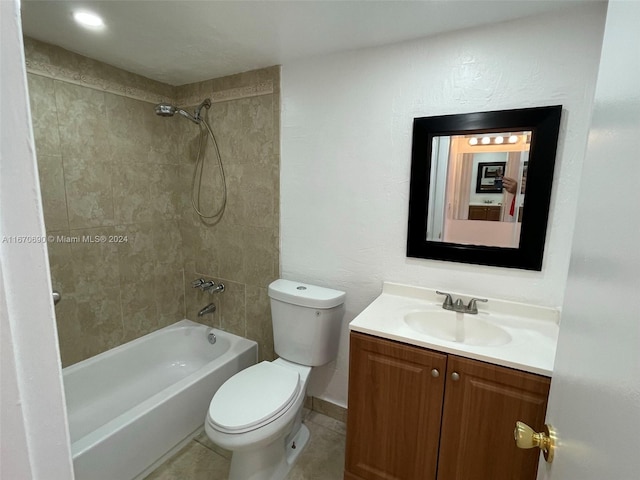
[349,282,559,377]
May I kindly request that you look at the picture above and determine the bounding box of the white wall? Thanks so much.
[0,1,74,478]
[281,4,606,406]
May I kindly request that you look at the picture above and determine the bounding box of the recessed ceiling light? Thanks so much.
[73,11,104,29]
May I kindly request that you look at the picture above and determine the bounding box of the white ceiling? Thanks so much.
[21,0,587,86]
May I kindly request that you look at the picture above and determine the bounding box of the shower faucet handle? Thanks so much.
[192,278,205,288]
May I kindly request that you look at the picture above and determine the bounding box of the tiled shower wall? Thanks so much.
[177,69,281,362]
[25,38,280,366]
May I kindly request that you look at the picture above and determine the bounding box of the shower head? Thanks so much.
[154,102,199,124]
[154,98,212,125]
[154,102,177,117]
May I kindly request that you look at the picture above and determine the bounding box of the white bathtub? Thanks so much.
[63,319,257,480]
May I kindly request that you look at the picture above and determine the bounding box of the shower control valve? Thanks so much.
[192,278,206,288]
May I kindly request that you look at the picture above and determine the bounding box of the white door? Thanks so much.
[537,1,640,479]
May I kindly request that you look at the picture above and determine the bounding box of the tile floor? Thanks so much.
[145,410,346,480]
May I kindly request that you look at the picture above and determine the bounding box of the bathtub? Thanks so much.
[63,319,257,480]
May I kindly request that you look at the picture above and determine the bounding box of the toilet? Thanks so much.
[204,279,346,480]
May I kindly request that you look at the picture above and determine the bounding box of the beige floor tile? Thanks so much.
[147,412,346,480]
[145,441,229,480]
[286,416,346,480]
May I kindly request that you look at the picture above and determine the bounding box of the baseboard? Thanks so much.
[310,396,347,424]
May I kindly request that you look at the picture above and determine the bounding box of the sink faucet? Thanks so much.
[436,291,487,315]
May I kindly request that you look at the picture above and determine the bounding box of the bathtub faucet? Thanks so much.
[192,278,225,294]
[198,303,216,317]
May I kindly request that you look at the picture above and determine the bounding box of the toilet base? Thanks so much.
[228,424,310,480]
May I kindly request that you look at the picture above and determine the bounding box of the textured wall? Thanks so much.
[25,38,279,366]
[280,4,607,406]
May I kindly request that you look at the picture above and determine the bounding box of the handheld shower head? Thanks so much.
[154,102,199,124]
[154,102,177,117]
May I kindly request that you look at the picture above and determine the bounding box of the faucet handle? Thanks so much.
[467,297,488,313]
[192,278,205,288]
[436,291,454,308]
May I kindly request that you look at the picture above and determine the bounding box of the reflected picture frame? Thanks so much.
[476,162,507,194]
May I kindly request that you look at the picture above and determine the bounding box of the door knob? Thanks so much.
[514,421,556,463]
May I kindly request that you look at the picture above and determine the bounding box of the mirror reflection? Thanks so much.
[407,105,562,270]
[427,131,531,248]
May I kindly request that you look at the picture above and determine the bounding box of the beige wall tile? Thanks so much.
[63,156,115,229]
[46,230,75,295]
[246,286,274,362]
[151,164,182,220]
[54,81,110,160]
[219,280,246,337]
[75,286,124,359]
[152,220,184,269]
[112,162,154,224]
[116,223,156,284]
[24,37,175,102]
[27,74,61,156]
[105,93,176,164]
[120,281,159,343]
[36,154,68,231]
[156,269,186,326]
[67,226,120,295]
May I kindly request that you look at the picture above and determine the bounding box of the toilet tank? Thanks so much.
[268,279,346,367]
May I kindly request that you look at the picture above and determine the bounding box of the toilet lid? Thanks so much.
[208,361,300,433]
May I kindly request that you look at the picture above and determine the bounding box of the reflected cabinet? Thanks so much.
[344,332,550,480]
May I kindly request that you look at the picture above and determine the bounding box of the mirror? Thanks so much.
[407,106,562,270]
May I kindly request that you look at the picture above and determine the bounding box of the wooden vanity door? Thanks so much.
[345,332,447,480]
[436,355,551,480]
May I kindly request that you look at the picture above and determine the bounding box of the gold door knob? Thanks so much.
[514,421,556,463]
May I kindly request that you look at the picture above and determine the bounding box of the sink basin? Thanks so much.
[404,310,512,346]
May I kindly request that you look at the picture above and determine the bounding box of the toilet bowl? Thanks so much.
[205,359,311,480]
[204,279,346,480]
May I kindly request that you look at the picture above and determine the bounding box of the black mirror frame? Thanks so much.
[407,105,562,271]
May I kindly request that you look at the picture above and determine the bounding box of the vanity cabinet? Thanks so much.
[344,332,550,480]
[468,205,502,221]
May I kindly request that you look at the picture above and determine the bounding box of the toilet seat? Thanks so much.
[208,361,301,434]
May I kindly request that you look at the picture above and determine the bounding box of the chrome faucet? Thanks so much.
[436,291,487,315]
[198,303,217,317]
[192,278,225,294]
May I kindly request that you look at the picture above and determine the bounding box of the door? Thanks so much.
[345,332,447,480]
[537,2,640,479]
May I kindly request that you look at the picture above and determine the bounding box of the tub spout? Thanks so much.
[198,303,216,317]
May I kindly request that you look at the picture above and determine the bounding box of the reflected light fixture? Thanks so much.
[73,10,105,29]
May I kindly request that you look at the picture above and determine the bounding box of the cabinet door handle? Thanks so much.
[431,368,440,378]
[451,372,460,381]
